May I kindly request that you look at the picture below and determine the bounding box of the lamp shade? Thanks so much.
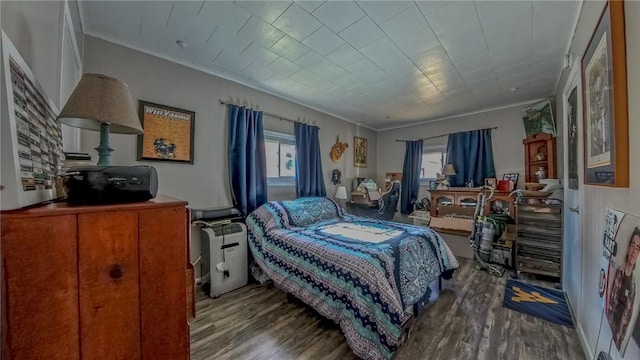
[334,185,348,200]
[57,73,143,134]
[442,163,456,176]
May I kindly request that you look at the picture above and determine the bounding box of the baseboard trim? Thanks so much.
[577,322,592,360]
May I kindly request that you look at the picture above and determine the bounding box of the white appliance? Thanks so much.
[201,222,248,298]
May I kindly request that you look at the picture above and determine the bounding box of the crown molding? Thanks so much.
[377,98,549,132]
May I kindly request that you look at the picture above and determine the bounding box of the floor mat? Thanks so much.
[503,279,574,327]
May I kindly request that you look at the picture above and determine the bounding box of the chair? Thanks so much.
[346,181,401,221]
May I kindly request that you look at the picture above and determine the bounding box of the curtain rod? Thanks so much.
[219,100,312,125]
[395,126,498,142]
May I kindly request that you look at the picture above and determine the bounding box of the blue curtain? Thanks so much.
[228,105,268,216]
[400,140,423,214]
[446,129,496,187]
[295,122,326,197]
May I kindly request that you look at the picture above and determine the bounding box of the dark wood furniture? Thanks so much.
[429,188,516,219]
[1,195,192,360]
[523,132,557,183]
[515,197,563,280]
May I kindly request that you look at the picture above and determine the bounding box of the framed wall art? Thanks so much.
[1,31,64,210]
[581,0,628,187]
[354,136,367,168]
[137,100,195,163]
[522,100,556,137]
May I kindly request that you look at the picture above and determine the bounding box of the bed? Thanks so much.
[246,197,459,360]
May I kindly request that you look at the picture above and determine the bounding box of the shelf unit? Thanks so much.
[523,132,557,183]
[515,197,563,280]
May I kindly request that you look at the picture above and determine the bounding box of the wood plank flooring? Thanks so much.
[190,259,585,360]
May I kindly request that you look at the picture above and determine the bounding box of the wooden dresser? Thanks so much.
[1,195,192,360]
[429,188,516,219]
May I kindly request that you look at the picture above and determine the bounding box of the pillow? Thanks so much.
[279,197,341,227]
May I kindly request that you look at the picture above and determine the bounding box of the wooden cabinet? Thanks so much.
[523,132,557,183]
[429,188,516,218]
[1,195,191,360]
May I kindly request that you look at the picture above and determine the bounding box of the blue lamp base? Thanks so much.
[95,123,114,166]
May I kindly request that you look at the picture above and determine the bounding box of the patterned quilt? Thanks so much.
[246,197,458,360]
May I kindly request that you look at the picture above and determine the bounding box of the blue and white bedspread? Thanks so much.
[246,197,458,360]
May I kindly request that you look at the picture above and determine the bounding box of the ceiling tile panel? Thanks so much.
[454,52,493,74]
[272,3,322,41]
[461,67,496,84]
[214,50,252,73]
[357,1,413,24]
[338,16,385,49]
[197,1,253,34]
[269,34,311,62]
[240,43,280,66]
[193,56,226,73]
[83,0,579,129]
[294,0,324,13]
[313,63,351,83]
[412,45,451,71]
[415,1,448,15]
[346,58,390,85]
[295,51,333,72]
[235,1,293,24]
[325,43,364,68]
[262,72,297,90]
[242,63,277,82]
[311,1,366,33]
[436,22,488,62]
[424,1,481,35]
[301,26,345,55]
[378,4,431,40]
[236,15,285,48]
[267,57,302,77]
[290,70,334,91]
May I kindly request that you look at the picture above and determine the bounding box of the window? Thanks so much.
[264,130,296,186]
[420,146,447,180]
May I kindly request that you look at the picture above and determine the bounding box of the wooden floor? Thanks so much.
[190,259,585,360]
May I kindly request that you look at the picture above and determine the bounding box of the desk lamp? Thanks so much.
[57,74,143,166]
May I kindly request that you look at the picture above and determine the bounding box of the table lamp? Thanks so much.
[57,73,143,166]
[441,163,456,188]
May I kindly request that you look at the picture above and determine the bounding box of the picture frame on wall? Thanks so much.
[354,136,367,168]
[137,101,195,163]
[581,0,628,187]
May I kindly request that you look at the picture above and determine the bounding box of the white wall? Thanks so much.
[1,0,65,109]
[555,1,640,359]
[376,104,547,200]
[80,36,377,269]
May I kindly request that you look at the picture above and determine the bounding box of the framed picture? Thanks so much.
[522,100,556,137]
[137,101,195,163]
[503,173,519,186]
[567,86,580,190]
[1,31,64,210]
[354,136,367,168]
[484,177,497,188]
[581,0,628,187]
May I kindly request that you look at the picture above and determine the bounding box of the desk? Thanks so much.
[429,188,515,218]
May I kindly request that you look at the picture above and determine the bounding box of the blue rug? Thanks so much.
[503,279,574,327]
